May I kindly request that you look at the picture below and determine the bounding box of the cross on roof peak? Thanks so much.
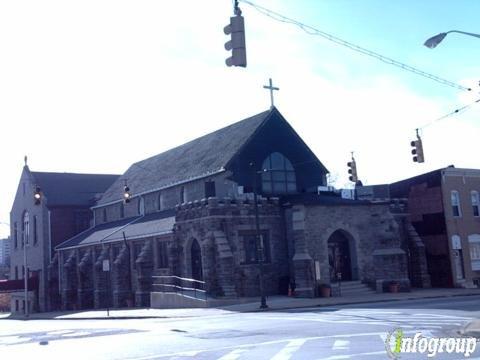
[263,78,279,108]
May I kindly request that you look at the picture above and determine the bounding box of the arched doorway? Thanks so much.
[191,239,203,281]
[327,230,357,281]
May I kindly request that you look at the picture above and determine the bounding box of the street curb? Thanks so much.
[241,291,480,313]
[3,291,480,321]
[5,315,166,321]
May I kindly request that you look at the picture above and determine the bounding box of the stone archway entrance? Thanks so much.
[191,239,203,281]
[327,230,357,281]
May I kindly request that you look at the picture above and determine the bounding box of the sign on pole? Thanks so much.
[102,259,110,272]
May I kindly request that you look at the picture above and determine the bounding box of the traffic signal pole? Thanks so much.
[410,129,425,163]
[224,2,247,67]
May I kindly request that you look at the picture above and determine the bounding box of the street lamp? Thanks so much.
[250,162,268,309]
[23,219,29,318]
[424,30,480,49]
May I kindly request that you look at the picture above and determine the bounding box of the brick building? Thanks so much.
[390,167,480,288]
[7,167,118,314]
[0,237,10,267]
[51,107,421,310]
[0,237,10,280]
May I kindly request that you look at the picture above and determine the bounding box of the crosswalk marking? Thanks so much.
[257,310,472,331]
[217,348,248,360]
[175,350,201,357]
[332,340,349,350]
[270,339,307,360]
[412,313,472,319]
[124,332,398,360]
[317,350,387,360]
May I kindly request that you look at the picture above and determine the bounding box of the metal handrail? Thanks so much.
[152,275,207,300]
[154,283,206,293]
[152,275,205,285]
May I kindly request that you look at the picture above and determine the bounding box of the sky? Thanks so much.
[1,0,479,238]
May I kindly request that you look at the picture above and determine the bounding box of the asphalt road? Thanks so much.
[2,295,480,360]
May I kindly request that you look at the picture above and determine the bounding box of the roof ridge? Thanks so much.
[133,108,272,167]
[97,108,273,205]
[31,171,119,176]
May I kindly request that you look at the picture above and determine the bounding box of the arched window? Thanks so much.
[261,152,296,194]
[471,191,479,217]
[23,211,29,247]
[451,190,462,217]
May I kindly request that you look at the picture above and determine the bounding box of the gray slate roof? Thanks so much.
[31,171,119,207]
[98,109,272,205]
[56,209,175,249]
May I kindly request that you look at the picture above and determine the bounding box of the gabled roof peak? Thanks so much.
[98,108,276,205]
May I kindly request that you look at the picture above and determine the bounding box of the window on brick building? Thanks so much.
[102,208,107,222]
[157,193,163,211]
[120,203,125,218]
[469,235,480,271]
[471,191,479,217]
[180,186,185,204]
[156,240,169,268]
[241,231,271,264]
[451,190,462,217]
[138,197,145,215]
[204,181,216,198]
[75,211,90,233]
[22,211,29,247]
[261,152,296,194]
[15,266,18,280]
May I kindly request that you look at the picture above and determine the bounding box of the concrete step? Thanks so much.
[331,281,375,296]
[219,285,237,298]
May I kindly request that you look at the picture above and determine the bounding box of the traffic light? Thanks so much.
[224,11,247,67]
[410,131,425,163]
[34,186,41,205]
[347,158,358,183]
[123,185,131,204]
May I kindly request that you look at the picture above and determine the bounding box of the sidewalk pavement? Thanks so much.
[4,287,480,322]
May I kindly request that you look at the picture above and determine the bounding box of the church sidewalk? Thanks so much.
[223,287,480,313]
[5,287,480,321]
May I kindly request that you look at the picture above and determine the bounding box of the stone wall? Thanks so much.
[288,202,410,297]
[58,235,160,310]
[9,168,49,313]
[174,197,288,298]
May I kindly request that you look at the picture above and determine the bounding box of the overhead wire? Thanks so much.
[239,0,472,92]
[419,98,480,131]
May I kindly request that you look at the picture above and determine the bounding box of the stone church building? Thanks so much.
[47,107,428,310]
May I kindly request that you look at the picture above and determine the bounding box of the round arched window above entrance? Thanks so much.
[261,152,296,194]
